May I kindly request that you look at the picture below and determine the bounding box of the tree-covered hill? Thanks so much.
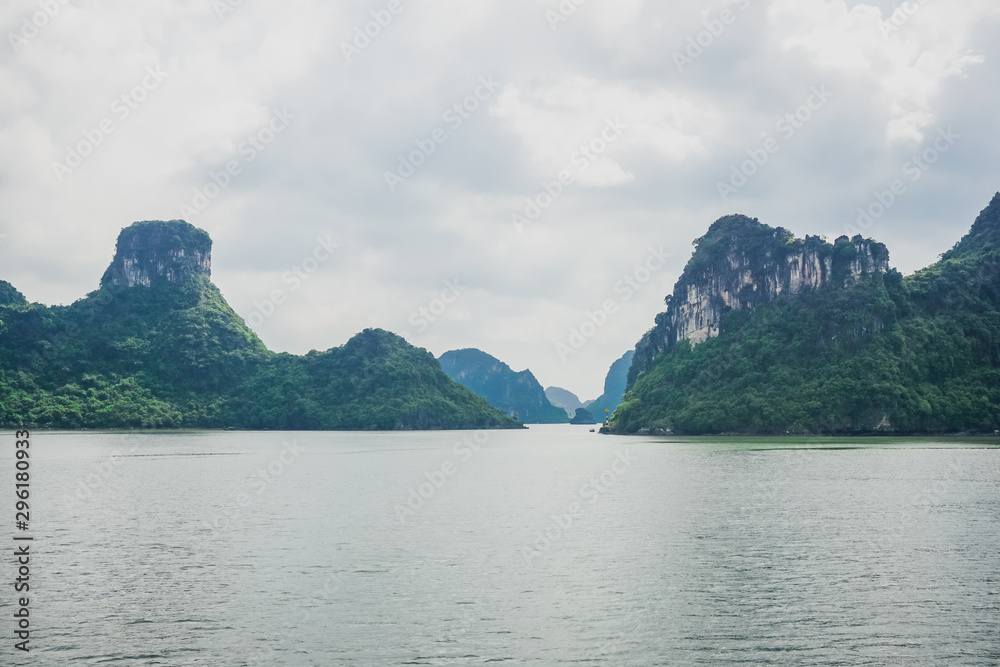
[608,193,1000,435]
[0,220,521,431]
[585,350,635,422]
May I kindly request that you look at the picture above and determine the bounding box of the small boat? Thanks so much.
[589,428,596,432]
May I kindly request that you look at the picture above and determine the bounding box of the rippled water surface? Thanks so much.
[2,427,999,665]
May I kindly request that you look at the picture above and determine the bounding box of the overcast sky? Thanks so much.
[1,0,998,399]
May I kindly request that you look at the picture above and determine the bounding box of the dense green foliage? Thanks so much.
[224,331,520,430]
[0,222,520,431]
[629,215,890,388]
[0,280,26,307]
[439,348,568,423]
[609,194,1000,435]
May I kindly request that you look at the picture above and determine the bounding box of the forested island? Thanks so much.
[607,193,1000,435]
[0,221,520,430]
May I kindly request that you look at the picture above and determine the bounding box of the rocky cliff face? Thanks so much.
[101,220,212,288]
[629,215,890,386]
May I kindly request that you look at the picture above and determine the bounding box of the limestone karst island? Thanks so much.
[2,193,999,435]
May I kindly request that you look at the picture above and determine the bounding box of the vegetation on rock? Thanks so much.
[0,221,521,431]
[609,194,1000,435]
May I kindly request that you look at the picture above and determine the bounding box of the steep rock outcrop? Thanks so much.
[0,221,521,431]
[607,193,1000,435]
[101,220,212,288]
[629,216,889,386]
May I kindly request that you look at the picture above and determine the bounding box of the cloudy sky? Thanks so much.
[1,0,998,399]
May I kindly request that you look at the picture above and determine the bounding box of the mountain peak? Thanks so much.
[439,348,568,423]
[611,193,1000,436]
[704,213,764,235]
[700,214,796,244]
[544,386,585,418]
[0,280,27,307]
[687,215,796,272]
[976,191,1000,227]
[946,192,1000,258]
[100,220,212,288]
[629,214,890,388]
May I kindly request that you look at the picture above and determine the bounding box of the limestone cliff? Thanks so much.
[100,220,212,288]
[629,215,889,387]
[607,194,1000,435]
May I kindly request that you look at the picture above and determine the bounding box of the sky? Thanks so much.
[1,0,998,400]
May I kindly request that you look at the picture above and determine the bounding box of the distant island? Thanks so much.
[545,351,635,423]
[0,221,521,430]
[434,348,636,425]
[581,350,635,422]
[543,386,586,418]
[439,348,568,423]
[569,407,597,425]
[607,193,1000,436]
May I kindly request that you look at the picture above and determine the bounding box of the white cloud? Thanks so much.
[491,77,720,187]
[0,0,997,397]
[769,0,988,143]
